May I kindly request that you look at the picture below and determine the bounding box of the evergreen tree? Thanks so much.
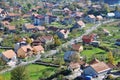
[108,51,115,65]
[11,66,30,80]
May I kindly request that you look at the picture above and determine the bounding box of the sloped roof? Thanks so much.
[2,50,16,59]
[72,44,82,51]
[90,62,111,73]
[20,45,33,52]
[33,45,44,52]
[77,20,85,26]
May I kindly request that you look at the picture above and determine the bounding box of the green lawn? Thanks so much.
[2,64,57,80]
[81,47,107,62]
[85,23,94,30]
[0,49,5,53]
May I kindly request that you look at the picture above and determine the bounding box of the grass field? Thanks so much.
[2,64,56,80]
[81,47,107,62]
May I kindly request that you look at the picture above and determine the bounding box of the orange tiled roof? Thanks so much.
[2,50,16,59]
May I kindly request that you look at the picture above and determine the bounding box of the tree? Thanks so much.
[53,35,62,46]
[108,51,115,65]
[11,66,30,80]
[70,52,80,63]
[115,5,120,11]
[0,75,4,80]
[26,37,32,44]
[102,4,110,13]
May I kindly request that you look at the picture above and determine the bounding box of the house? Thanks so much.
[33,14,45,26]
[107,13,115,18]
[71,44,83,52]
[62,16,72,25]
[75,12,84,20]
[33,45,44,54]
[52,9,63,15]
[17,45,33,58]
[115,39,120,46]
[96,15,103,21]
[114,11,120,18]
[47,26,59,32]
[38,35,54,45]
[35,26,46,31]
[82,34,97,44]
[91,5,102,10]
[85,15,96,23]
[64,51,77,62]
[0,8,7,20]
[90,41,100,47]
[68,62,81,72]
[70,20,85,32]
[31,40,42,46]
[83,60,111,78]
[5,25,16,33]
[23,23,35,32]
[22,14,31,19]
[7,13,21,18]
[2,50,16,62]
[103,29,110,35]
[57,29,69,39]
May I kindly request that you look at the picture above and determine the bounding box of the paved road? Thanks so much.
[44,19,115,58]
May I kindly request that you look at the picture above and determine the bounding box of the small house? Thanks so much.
[96,15,103,21]
[115,39,120,46]
[33,14,45,26]
[38,35,54,45]
[33,45,44,54]
[103,29,110,36]
[107,13,115,18]
[82,34,97,44]
[71,44,83,52]
[114,11,120,18]
[5,25,16,33]
[7,13,21,19]
[17,45,33,58]
[70,20,85,32]
[23,23,35,32]
[85,15,96,23]
[64,51,77,62]
[35,26,45,31]
[68,62,80,72]
[0,8,7,20]
[83,61,111,78]
[2,50,16,62]
[57,29,69,39]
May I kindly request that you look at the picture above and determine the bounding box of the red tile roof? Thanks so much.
[69,62,80,69]
[33,45,44,52]
[24,24,35,29]
[72,44,82,51]
[88,15,96,19]
[77,20,85,27]
[90,62,111,73]
[2,50,16,59]
[20,45,33,52]
[89,58,100,65]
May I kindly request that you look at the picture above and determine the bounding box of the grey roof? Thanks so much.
[64,51,76,61]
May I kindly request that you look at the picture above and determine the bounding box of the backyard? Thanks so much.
[1,64,57,80]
